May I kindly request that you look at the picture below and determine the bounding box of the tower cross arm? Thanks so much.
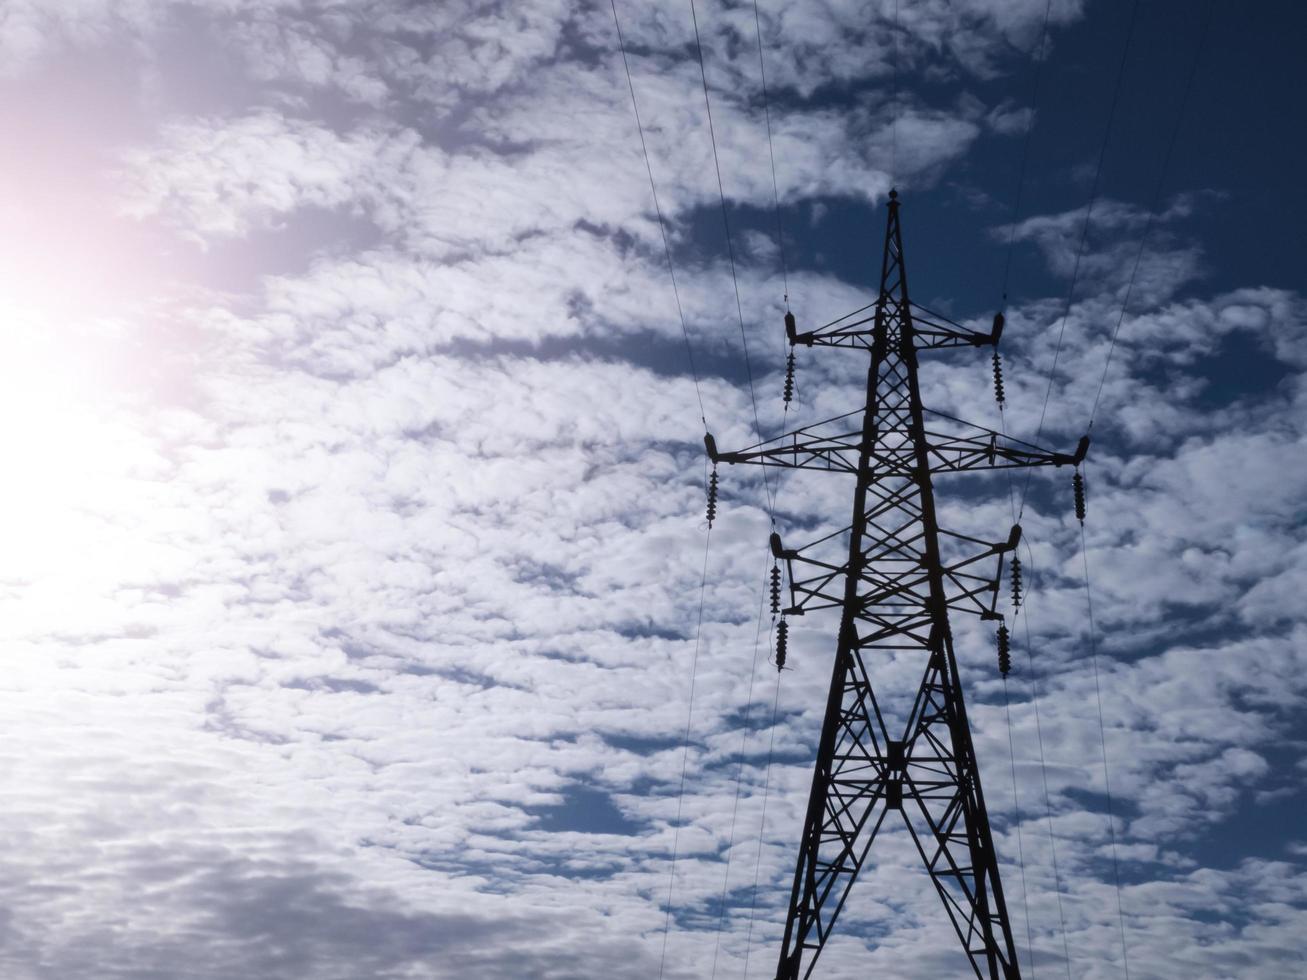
[789,305,1004,352]
[705,423,1088,476]
[922,428,1090,473]
[705,416,864,474]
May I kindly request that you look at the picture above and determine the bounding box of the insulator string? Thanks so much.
[997,623,1012,677]
[707,467,719,527]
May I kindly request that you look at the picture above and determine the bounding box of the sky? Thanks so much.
[1,0,1305,978]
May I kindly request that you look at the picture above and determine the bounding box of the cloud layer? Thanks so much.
[0,1,1303,978]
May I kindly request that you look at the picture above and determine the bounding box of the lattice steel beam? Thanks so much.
[708,191,1086,979]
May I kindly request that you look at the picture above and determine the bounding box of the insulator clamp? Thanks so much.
[991,311,1005,344]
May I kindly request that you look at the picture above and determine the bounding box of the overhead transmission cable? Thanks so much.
[989,2,1059,973]
[752,0,797,410]
[1069,8,1213,979]
[658,530,713,980]
[998,0,1054,306]
[609,0,708,433]
[752,0,789,310]
[1074,470,1131,980]
[1017,539,1075,979]
[706,9,797,975]
[1088,0,1212,427]
[605,6,720,978]
[995,5,1144,957]
[1017,0,1142,519]
[1002,678,1037,979]
[997,420,1072,980]
[742,644,784,976]
[708,553,775,979]
[688,0,780,522]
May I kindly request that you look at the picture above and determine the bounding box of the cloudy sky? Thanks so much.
[2,0,1305,977]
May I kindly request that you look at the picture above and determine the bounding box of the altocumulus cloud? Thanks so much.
[0,1,1305,978]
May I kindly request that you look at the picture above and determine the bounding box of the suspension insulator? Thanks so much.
[992,350,1006,406]
[770,563,781,615]
[775,618,788,671]
[997,624,1011,677]
[1010,554,1023,610]
[783,350,796,405]
[1073,469,1086,523]
[706,468,719,527]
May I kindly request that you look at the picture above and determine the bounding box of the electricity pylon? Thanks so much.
[706,191,1087,979]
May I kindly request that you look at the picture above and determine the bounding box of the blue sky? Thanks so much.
[0,1,1305,977]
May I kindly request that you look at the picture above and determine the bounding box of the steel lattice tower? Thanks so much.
[706,191,1087,979]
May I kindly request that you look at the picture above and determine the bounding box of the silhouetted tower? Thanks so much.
[706,192,1087,978]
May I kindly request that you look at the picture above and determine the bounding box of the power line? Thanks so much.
[1018,0,1141,519]
[1003,678,1037,978]
[688,0,778,521]
[751,0,789,309]
[657,528,713,980]
[742,670,783,977]
[1019,536,1075,979]
[999,0,1055,305]
[995,333,1069,980]
[607,6,721,976]
[1076,476,1131,979]
[609,0,708,431]
[1068,12,1213,976]
[1089,0,1213,426]
[704,15,799,973]
[709,551,775,978]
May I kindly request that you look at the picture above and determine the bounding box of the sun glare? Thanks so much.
[0,273,172,640]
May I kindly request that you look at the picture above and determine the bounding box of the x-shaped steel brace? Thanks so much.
[769,524,1023,625]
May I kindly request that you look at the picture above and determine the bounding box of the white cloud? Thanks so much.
[1,0,1305,977]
